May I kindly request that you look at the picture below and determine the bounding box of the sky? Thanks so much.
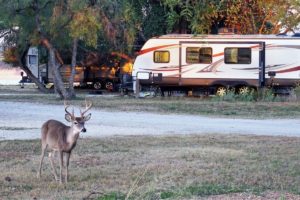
[0,62,23,85]
[0,38,23,85]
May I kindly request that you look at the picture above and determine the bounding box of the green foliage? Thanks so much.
[121,0,143,52]
[259,88,276,102]
[161,0,300,34]
[184,184,246,196]
[0,1,39,48]
[190,1,218,34]
[97,192,125,200]
[213,88,257,102]
[69,8,101,47]
[142,3,167,38]
[165,10,180,33]
[160,191,176,199]
[219,87,277,102]
[294,83,300,100]
[2,0,300,62]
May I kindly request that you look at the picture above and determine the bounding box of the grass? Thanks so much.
[0,134,300,199]
[1,86,300,199]
[1,85,300,119]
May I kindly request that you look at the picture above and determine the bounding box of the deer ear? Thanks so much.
[84,113,91,121]
[65,114,73,122]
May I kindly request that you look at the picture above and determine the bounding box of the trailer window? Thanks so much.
[154,51,170,63]
[29,55,37,65]
[186,47,212,64]
[199,47,212,64]
[224,48,251,64]
[186,47,200,63]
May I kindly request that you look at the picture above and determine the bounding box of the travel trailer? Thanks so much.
[26,47,132,90]
[132,34,300,96]
[41,64,120,90]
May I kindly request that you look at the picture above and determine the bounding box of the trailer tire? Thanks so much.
[238,86,250,95]
[105,81,114,91]
[216,86,227,96]
[93,81,102,90]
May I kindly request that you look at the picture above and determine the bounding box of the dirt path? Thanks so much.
[1,101,300,140]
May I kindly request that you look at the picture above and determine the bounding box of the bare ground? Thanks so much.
[1,101,300,141]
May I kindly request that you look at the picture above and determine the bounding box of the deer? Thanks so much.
[37,101,92,184]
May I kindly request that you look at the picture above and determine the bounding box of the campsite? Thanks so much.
[1,0,300,199]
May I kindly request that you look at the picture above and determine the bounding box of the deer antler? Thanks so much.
[64,101,75,119]
[80,100,93,116]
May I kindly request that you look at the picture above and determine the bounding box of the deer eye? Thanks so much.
[74,122,78,125]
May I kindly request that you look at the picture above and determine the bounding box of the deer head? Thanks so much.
[64,100,92,133]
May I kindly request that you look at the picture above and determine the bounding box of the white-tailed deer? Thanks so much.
[37,101,92,183]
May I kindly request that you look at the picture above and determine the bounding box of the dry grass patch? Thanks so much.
[0,134,300,199]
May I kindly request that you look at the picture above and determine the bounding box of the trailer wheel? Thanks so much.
[93,81,102,90]
[105,81,114,91]
[216,86,227,96]
[238,86,250,95]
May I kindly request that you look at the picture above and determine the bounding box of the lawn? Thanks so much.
[1,134,300,199]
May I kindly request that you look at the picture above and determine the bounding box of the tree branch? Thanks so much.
[32,0,64,65]
[0,30,11,38]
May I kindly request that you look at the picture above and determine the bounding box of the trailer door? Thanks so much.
[27,47,39,78]
[179,41,265,87]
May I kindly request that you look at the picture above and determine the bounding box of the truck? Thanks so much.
[132,34,300,96]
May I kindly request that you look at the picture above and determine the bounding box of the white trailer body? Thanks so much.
[132,34,300,93]
[26,47,39,79]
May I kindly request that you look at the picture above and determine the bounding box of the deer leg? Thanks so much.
[59,151,64,184]
[37,144,47,178]
[65,152,71,183]
[49,151,58,181]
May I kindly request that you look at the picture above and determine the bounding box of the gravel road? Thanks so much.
[1,101,300,140]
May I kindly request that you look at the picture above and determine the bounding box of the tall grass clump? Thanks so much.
[293,83,300,100]
[258,88,276,102]
[213,87,279,102]
[237,88,257,101]
[213,88,257,102]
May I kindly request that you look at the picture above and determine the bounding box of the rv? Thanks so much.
[132,34,300,96]
[26,47,132,90]
[42,64,120,90]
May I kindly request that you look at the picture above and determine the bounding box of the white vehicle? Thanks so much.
[26,47,40,79]
[132,34,300,95]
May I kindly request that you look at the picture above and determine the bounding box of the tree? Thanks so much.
[0,1,49,93]
[51,0,100,98]
[0,0,100,99]
[1,0,300,99]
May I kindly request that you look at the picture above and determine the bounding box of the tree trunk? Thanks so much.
[19,64,49,93]
[68,38,78,98]
[33,1,71,100]
[48,48,70,99]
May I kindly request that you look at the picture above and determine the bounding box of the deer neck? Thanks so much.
[66,127,80,146]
